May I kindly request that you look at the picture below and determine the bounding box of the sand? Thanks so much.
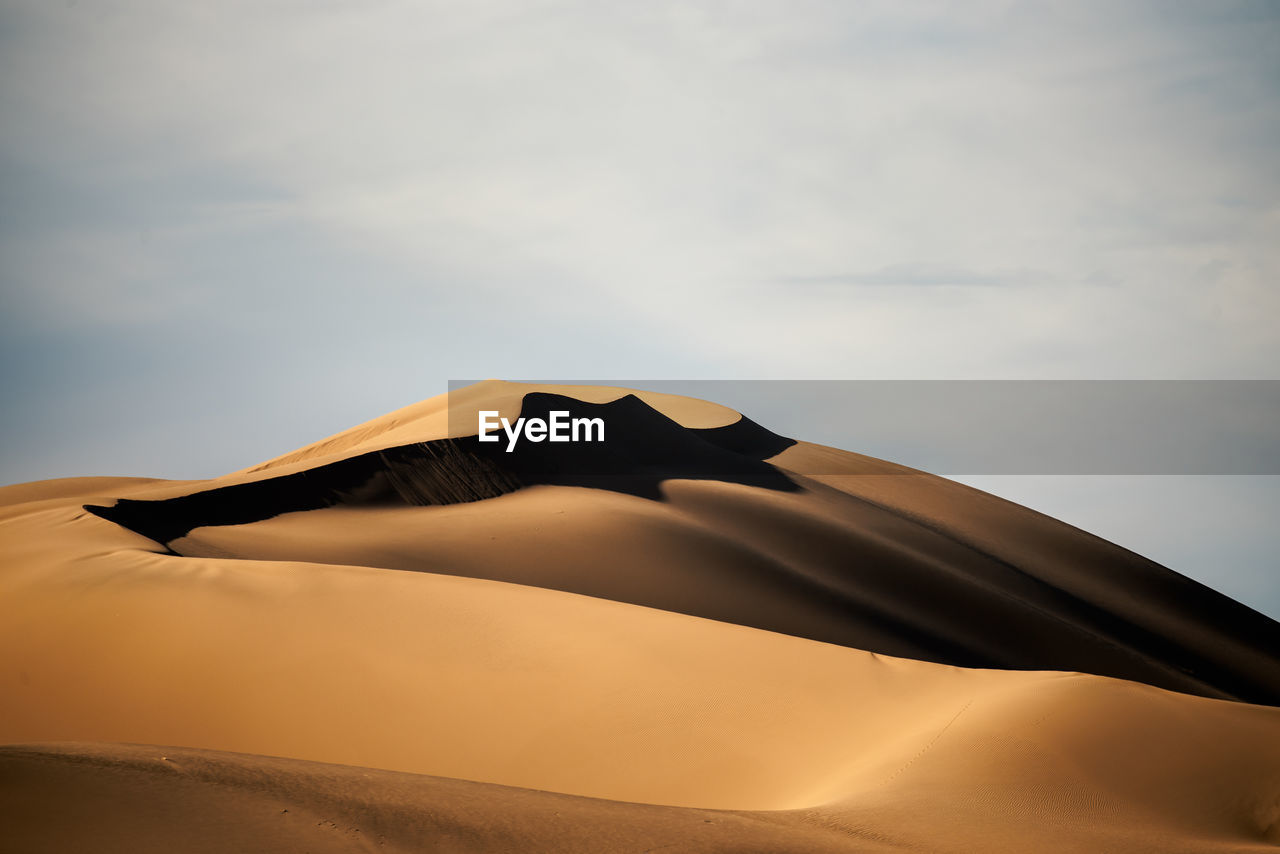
[1,380,1278,852]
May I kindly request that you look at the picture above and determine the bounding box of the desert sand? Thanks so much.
[1,380,1278,852]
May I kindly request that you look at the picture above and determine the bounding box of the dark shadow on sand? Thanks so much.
[85,393,799,546]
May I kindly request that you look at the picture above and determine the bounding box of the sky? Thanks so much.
[1,1,1277,614]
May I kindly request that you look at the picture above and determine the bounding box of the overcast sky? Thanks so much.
[2,1,1277,614]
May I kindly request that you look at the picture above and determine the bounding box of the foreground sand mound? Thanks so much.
[4,727,1278,854]
[2,380,1278,852]
[0,743,871,854]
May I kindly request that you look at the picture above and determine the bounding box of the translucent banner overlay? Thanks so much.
[447,380,1280,475]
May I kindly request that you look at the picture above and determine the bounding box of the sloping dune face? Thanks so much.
[2,380,1279,853]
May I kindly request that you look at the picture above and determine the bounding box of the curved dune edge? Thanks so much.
[0,743,878,854]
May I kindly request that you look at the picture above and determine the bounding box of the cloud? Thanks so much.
[0,8,1275,424]
[773,265,1054,288]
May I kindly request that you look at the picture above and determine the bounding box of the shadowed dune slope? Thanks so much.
[74,382,1280,705]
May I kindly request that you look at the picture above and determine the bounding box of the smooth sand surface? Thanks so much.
[2,381,1279,852]
[0,743,890,854]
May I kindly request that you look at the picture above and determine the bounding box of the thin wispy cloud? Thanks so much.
[774,265,1054,288]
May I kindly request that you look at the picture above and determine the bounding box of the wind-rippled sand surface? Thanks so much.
[2,381,1278,852]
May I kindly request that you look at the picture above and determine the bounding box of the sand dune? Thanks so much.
[2,380,1278,852]
[84,381,1280,703]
